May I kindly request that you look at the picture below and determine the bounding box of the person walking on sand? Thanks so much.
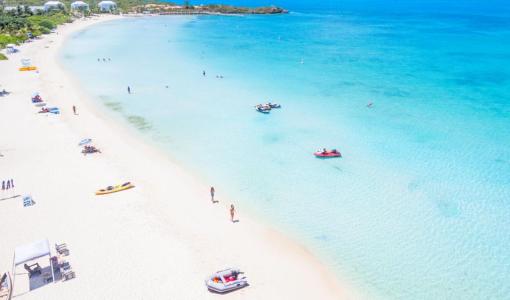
[73,105,77,115]
[230,204,236,222]
[127,86,131,94]
[210,186,215,203]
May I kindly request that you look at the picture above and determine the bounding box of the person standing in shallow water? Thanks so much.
[127,86,131,94]
[230,204,236,222]
[210,186,215,203]
[203,70,206,76]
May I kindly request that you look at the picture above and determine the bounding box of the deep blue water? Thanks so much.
[62,2,510,298]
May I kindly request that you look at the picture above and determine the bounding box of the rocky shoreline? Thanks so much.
[130,4,288,15]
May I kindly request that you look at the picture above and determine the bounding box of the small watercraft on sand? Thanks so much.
[314,149,342,158]
[205,268,248,294]
[38,107,59,114]
[95,182,134,195]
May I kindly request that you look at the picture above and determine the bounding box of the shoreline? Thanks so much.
[0,15,362,299]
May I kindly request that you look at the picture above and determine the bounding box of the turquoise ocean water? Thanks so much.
[62,2,510,298]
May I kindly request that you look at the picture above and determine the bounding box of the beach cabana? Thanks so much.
[11,239,55,295]
[43,1,64,11]
[98,0,116,12]
[71,1,89,11]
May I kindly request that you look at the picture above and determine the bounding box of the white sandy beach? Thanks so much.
[0,15,360,299]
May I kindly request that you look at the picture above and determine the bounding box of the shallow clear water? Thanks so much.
[62,7,510,299]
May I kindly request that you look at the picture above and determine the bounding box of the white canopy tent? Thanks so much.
[98,0,116,11]
[71,1,89,10]
[43,1,64,11]
[11,239,55,294]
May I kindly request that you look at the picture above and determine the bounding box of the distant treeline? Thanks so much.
[130,3,287,14]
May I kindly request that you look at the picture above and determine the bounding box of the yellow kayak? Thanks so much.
[95,182,134,195]
[19,66,37,71]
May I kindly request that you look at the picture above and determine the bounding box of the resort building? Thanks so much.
[70,1,89,11]
[97,1,117,12]
[43,1,65,11]
[2,6,45,13]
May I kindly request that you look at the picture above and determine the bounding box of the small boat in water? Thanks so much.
[205,268,248,294]
[266,102,281,108]
[314,149,342,158]
[96,182,134,195]
[255,104,271,114]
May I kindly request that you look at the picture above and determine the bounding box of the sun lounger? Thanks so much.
[59,261,75,281]
[55,243,69,256]
[24,263,41,278]
[23,196,35,207]
[61,269,75,281]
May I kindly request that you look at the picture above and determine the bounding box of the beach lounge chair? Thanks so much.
[24,263,41,278]
[55,243,69,256]
[61,269,75,281]
[23,196,35,207]
[59,261,75,281]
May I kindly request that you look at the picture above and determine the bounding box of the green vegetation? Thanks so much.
[0,6,71,56]
[0,9,71,54]
[3,0,165,13]
[0,52,7,60]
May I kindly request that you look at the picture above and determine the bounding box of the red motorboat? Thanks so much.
[314,149,342,158]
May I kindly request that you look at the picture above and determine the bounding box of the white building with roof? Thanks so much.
[43,1,65,11]
[97,0,117,12]
[3,5,46,13]
[71,1,89,10]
